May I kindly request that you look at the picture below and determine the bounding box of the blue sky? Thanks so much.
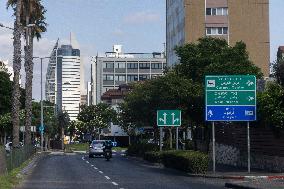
[0,0,284,101]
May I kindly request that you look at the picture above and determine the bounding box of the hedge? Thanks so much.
[143,150,209,174]
[143,151,163,163]
[127,142,158,156]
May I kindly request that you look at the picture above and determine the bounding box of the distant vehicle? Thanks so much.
[89,140,105,158]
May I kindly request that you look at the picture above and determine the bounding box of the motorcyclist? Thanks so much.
[103,140,113,158]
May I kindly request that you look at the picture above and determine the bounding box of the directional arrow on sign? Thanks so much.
[171,113,179,124]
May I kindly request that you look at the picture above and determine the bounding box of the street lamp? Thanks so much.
[33,57,51,151]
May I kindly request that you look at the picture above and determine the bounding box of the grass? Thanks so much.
[66,143,89,152]
[0,155,33,189]
[113,147,128,151]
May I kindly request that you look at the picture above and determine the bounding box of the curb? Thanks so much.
[187,173,284,180]
[225,182,258,189]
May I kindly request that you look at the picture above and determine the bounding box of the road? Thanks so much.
[18,151,226,189]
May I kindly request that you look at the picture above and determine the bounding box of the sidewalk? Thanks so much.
[188,164,284,180]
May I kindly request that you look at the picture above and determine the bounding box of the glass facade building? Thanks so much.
[46,41,82,120]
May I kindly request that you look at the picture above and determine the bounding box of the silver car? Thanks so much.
[89,140,105,158]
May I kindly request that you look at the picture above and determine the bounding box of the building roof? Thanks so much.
[101,84,131,101]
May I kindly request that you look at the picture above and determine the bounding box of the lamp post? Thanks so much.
[33,57,50,151]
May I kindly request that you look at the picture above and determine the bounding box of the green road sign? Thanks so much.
[206,91,256,105]
[205,75,256,91]
[205,75,256,121]
[157,110,181,127]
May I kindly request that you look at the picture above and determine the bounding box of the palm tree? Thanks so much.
[22,0,47,145]
[8,0,47,145]
[7,0,23,148]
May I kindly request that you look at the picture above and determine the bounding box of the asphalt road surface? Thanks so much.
[18,151,226,189]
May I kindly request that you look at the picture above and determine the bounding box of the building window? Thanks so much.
[127,75,138,82]
[206,8,211,15]
[115,62,126,69]
[139,63,150,69]
[127,63,138,69]
[139,75,150,81]
[115,75,126,81]
[206,7,228,16]
[206,27,228,35]
[103,74,114,81]
[151,63,162,69]
[103,62,114,69]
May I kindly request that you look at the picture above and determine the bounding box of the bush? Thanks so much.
[127,142,158,156]
[143,151,163,163]
[184,140,194,150]
[162,150,209,174]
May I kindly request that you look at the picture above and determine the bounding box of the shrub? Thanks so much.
[162,150,209,174]
[127,142,158,156]
[143,151,163,163]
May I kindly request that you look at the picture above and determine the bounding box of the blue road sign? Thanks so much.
[206,106,256,121]
[39,125,45,134]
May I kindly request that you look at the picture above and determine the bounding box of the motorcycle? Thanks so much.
[104,148,112,161]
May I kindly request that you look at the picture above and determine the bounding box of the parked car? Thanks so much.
[89,140,105,158]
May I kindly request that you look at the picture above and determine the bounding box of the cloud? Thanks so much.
[123,11,160,24]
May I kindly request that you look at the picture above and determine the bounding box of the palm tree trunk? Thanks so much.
[12,0,23,148]
[24,15,33,145]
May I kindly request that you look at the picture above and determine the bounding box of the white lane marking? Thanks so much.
[99,171,103,174]
[120,188,125,189]
[104,176,110,180]
[94,167,98,170]
[86,161,89,164]
[91,165,94,167]
[82,157,85,160]
[112,182,118,186]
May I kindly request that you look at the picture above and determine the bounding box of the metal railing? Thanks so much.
[5,145,36,172]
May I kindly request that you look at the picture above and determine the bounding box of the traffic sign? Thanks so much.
[157,110,181,127]
[39,125,45,134]
[205,75,256,121]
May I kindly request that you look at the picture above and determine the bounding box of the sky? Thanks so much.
[0,0,284,101]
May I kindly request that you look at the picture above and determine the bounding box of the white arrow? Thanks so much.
[159,113,167,124]
[248,96,254,101]
[171,113,179,124]
[246,80,254,86]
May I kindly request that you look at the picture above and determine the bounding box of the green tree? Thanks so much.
[174,37,263,84]
[258,83,284,130]
[78,103,117,138]
[274,59,284,87]
[119,72,203,143]
[0,71,12,115]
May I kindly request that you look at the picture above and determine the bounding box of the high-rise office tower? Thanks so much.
[46,34,82,120]
[166,0,270,77]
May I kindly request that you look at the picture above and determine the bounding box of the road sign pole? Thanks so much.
[41,58,44,152]
[212,121,216,173]
[247,121,251,173]
[160,127,163,152]
[176,127,178,150]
